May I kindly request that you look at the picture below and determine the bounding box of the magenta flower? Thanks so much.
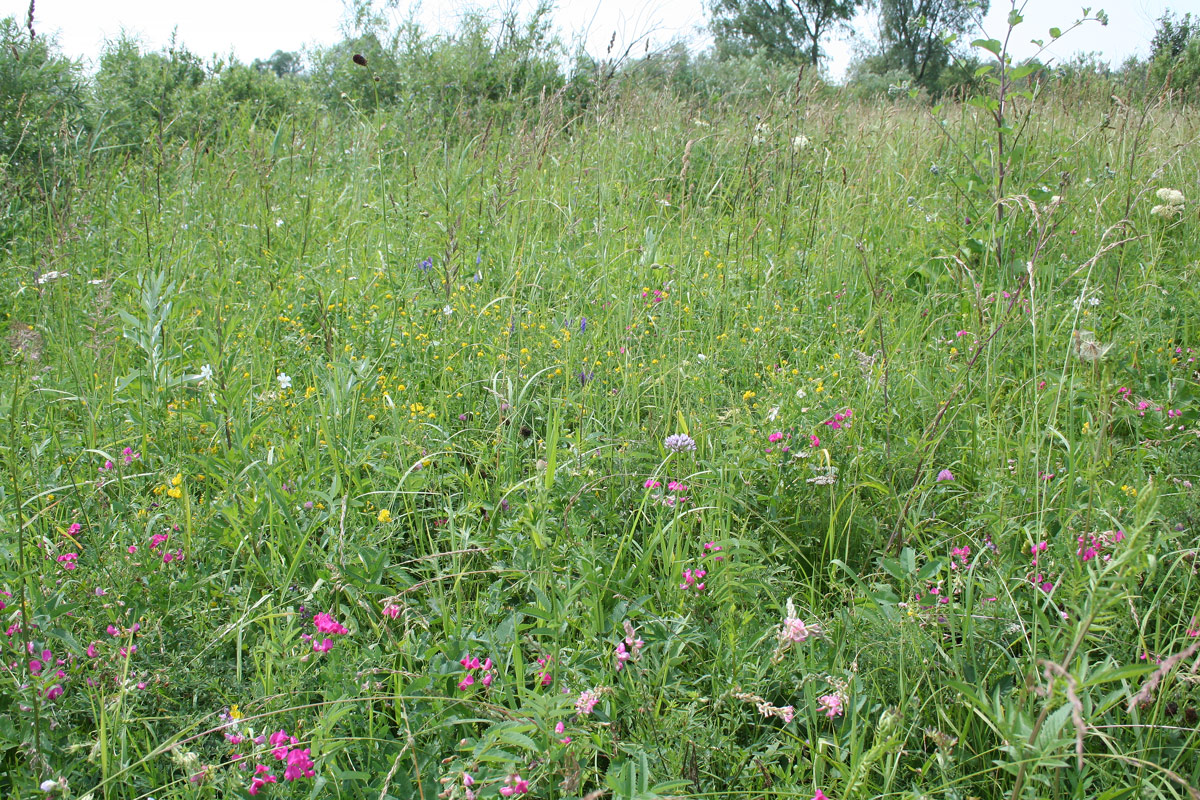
[817,693,844,718]
[768,431,785,443]
[936,469,954,482]
[313,613,349,635]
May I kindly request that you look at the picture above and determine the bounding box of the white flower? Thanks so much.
[36,270,69,285]
[443,305,453,316]
[198,364,214,383]
[766,406,780,422]
[792,134,810,152]
[275,218,284,227]
[1156,187,1186,206]
[696,353,707,362]
[277,373,292,389]
[1150,204,1182,219]
[40,780,58,793]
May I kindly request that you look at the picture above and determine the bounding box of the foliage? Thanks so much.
[0,16,85,218]
[874,0,990,90]
[708,0,863,65]
[1148,11,1200,99]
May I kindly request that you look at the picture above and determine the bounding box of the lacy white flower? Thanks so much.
[792,134,810,152]
[1155,187,1185,206]
[277,372,292,389]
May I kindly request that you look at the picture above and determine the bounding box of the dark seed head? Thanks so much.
[352,53,367,67]
[1165,701,1178,717]
[1185,706,1198,725]
[519,424,533,439]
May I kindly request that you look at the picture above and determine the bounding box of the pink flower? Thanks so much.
[45,684,63,700]
[817,693,844,718]
[283,748,315,780]
[809,434,820,448]
[67,523,82,536]
[813,791,830,800]
[29,659,43,675]
[575,689,602,715]
[312,638,334,653]
[936,469,954,482]
[644,478,661,489]
[382,604,401,619]
[313,613,348,635]
[768,431,785,443]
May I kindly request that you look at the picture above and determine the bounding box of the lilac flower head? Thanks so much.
[417,257,433,273]
[936,469,955,482]
[664,433,697,453]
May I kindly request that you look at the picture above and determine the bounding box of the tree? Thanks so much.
[708,0,862,65]
[252,50,304,78]
[875,0,988,88]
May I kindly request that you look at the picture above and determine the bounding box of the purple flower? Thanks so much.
[664,433,696,453]
[417,257,433,273]
[936,469,955,482]
[580,317,587,333]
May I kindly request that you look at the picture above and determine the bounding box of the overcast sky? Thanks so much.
[0,0,1180,80]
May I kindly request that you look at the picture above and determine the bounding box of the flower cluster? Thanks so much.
[680,568,707,593]
[1077,529,1125,563]
[457,653,496,691]
[823,408,853,430]
[734,691,795,723]
[305,613,349,653]
[772,599,821,663]
[615,620,644,671]
[664,433,697,453]
[1151,187,1186,219]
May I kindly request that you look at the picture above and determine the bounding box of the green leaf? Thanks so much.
[1049,26,1062,38]
[1007,11,1023,26]
[1010,64,1038,80]
[972,38,1003,57]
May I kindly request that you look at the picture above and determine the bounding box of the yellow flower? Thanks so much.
[229,704,243,721]
[171,473,182,487]
[167,486,183,499]
[377,509,392,523]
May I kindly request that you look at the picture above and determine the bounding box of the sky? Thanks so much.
[0,0,1181,80]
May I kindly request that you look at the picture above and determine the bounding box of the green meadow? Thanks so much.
[3,10,1200,799]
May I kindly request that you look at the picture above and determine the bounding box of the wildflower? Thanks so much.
[680,568,706,592]
[768,431,785,443]
[615,621,644,671]
[122,446,140,464]
[792,134,810,152]
[936,469,954,482]
[575,688,603,715]
[382,603,401,619]
[198,364,214,383]
[817,693,844,718]
[499,773,529,797]
[644,478,661,489]
[813,790,830,800]
[277,373,292,389]
[704,541,724,561]
[772,598,821,662]
[56,553,78,570]
[664,433,696,453]
[1156,187,1186,207]
[417,257,433,272]
[377,508,392,523]
[67,522,82,537]
[313,612,349,635]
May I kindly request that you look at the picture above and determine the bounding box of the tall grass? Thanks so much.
[2,81,1199,800]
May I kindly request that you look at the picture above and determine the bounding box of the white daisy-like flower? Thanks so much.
[198,364,214,383]
[277,373,292,389]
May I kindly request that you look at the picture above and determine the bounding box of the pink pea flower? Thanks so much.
[67,523,82,537]
[817,693,844,718]
[382,604,401,619]
[768,431,785,443]
[313,613,348,635]
[575,689,602,715]
[936,469,954,482]
[644,478,661,489]
[57,553,78,570]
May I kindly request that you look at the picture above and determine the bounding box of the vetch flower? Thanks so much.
[936,469,954,482]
